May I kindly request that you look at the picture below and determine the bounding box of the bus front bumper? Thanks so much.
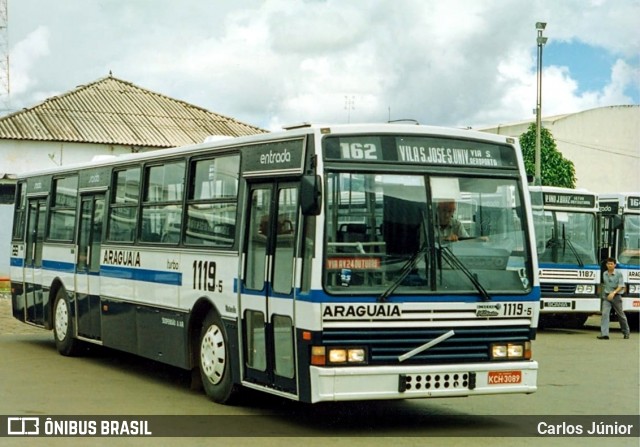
[309,361,538,403]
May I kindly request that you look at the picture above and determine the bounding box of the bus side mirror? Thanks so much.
[612,215,623,230]
[301,175,322,216]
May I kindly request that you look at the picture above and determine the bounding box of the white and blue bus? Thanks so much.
[599,192,640,331]
[10,123,539,404]
[529,186,601,328]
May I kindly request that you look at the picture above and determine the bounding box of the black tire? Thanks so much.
[626,312,639,332]
[537,314,554,329]
[198,311,239,404]
[564,314,588,329]
[52,288,82,356]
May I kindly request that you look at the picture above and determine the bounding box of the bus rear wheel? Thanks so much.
[53,288,82,356]
[198,311,239,404]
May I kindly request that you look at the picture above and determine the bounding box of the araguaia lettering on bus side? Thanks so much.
[323,304,401,319]
[103,250,141,267]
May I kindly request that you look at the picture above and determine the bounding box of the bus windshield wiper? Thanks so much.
[440,245,491,302]
[562,224,584,267]
[378,243,429,303]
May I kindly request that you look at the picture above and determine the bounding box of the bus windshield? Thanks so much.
[536,211,598,266]
[324,172,532,296]
[619,214,640,265]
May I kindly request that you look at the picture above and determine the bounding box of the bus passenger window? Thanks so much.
[186,155,239,248]
[141,161,185,244]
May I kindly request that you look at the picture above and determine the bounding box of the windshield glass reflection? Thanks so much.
[324,172,532,296]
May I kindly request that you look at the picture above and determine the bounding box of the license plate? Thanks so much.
[488,370,522,385]
[544,301,571,308]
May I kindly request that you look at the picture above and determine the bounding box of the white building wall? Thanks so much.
[0,205,11,277]
[1,139,138,175]
[1,139,141,276]
[479,105,640,193]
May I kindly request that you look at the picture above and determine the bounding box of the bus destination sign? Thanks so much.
[627,196,640,210]
[26,175,52,195]
[599,201,619,215]
[324,135,517,168]
[543,192,596,208]
[397,140,503,167]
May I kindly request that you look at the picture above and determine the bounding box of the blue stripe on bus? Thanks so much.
[296,288,541,303]
[42,259,76,273]
[616,263,639,270]
[19,260,182,286]
[100,265,182,286]
[539,262,600,269]
[234,282,541,304]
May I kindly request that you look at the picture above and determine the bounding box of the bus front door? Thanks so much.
[75,194,105,340]
[241,182,299,396]
[24,198,47,325]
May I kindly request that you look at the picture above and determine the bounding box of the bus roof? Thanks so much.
[15,122,520,179]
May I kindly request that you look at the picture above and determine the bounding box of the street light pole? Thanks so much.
[535,22,547,186]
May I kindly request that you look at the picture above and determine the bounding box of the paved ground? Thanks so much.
[1,292,637,446]
[0,294,44,335]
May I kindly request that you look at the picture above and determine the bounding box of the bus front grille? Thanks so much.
[321,325,531,365]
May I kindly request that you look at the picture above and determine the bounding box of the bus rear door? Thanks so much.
[24,198,47,325]
[75,193,105,340]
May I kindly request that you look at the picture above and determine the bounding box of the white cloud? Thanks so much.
[6,0,639,129]
[9,26,50,98]
[600,59,639,103]
[540,59,639,117]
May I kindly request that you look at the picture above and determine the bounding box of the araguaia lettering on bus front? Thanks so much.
[103,250,141,267]
[323,304,401,319]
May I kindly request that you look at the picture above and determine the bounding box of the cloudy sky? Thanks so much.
[6,0,640,131]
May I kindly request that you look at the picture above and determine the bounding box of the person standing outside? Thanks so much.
[598,257,631,339]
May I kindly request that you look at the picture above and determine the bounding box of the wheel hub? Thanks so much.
[54,298,69,341]
[200,325,226,385]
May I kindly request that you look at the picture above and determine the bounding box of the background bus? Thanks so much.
[529,186,600,329]
[599,192,640,331]
[10,123,540,404]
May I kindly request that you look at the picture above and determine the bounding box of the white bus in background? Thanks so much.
[10,123,540,404]
[528,186,601,329]
[599,192,640,331]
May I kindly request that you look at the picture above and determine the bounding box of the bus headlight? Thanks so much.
[311,346,367,365]
[575,285,595,294]
[328,348,367,364]
[490,342,531,360]
[629,284,640,294]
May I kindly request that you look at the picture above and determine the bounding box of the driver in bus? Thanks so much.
[435,200,469,242]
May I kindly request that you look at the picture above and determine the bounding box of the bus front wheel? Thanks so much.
[198,311,239,404]
[53,288,82,356]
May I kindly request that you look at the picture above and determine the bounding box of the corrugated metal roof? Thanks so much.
[0,75,267,147]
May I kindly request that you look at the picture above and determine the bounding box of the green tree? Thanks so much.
[519,123,576,188]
